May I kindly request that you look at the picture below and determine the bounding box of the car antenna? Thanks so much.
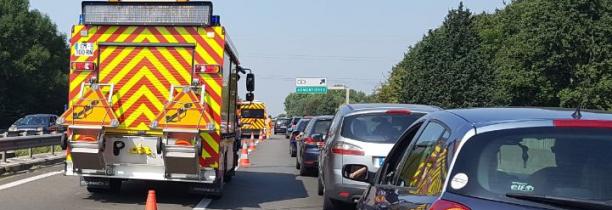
[571,104,582,120]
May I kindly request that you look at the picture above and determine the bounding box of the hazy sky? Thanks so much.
[30,0,505,116]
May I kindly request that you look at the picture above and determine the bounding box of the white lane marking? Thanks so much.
[0,170,62,191]
[193,198,212,210]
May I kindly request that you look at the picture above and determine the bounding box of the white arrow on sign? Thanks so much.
[295,77,327,87]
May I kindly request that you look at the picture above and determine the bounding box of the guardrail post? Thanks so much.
[51,131,57,155]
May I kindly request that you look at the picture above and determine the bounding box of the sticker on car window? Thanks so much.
[510,181,534,192]
[450,173,468,190]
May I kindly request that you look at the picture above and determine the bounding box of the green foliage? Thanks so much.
[284,90,371,116]
[0,0,68,127]
[376,0,612,110]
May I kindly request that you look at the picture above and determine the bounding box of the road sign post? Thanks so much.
[295,78,328,94]
[328,85,350,104]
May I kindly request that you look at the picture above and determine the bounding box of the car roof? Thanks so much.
[346,103,441,114]
[446,107,612,127]
[311,115,334,120]
[24,114,57,117]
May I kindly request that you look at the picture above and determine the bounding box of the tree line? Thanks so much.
[283,90,373,116]
[375,0,612,110]
[0,0,68,128]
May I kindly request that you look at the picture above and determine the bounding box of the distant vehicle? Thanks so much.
[286,117,303,139]
[296,115,333,176]
[290,117,311,157]
[239,101,268,138]
[318,104,441,209]
[8,114,62,133]
[274,118,290,134]
[355,108,612,210]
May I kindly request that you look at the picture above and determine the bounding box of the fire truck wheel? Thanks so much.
[223,156,233,183]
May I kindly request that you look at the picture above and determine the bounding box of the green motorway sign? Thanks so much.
[296,86,328,94]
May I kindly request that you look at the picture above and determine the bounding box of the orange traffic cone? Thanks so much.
[239,141,250,167]
[248,138,256,153]
[145,190,157,210]
[259,130,264,141]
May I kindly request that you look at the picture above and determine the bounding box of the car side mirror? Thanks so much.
[246,92,254,102]
[246,73,255,92]
[342,164,369,183]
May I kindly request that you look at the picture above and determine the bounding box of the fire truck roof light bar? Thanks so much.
[82,1,213,26]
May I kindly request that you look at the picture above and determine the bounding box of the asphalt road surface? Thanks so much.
[0,135,323,210]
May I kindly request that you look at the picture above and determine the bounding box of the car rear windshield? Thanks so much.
[292,118,302,125]
[450,127,612,205]
[340,112,424,143]
[276,119,289,126]
[241,109,264,118]
[296,119,311,132]
[311,119,332,136]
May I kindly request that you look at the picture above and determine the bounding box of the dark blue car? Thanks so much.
[296,115,333,176]
[290,117,311,157]
[353,108,612,210]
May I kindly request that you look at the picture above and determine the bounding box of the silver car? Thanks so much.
[318,103,441,209]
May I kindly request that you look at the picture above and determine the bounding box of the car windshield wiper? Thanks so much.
[506,193,612,210]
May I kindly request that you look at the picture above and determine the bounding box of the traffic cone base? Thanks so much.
[145,190,157,210]
[240,141,250,167]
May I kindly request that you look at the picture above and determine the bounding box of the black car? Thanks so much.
[296,115,333,176]
[274,118,290,134]
[8,114,63,133]
[354,108,612,210]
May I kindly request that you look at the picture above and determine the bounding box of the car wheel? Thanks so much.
[299,164,309,176]
[323,194,336,210]
[318,178,324,195]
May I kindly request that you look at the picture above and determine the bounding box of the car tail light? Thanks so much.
[386,109,412,115]
[429,199,470,210]
[71,61,96,71]
[553,119,612,128]
[331,142,364,156]
[304,137,318,146]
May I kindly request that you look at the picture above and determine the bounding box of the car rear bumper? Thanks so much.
[274,128,287,133]
[301,148,320,167]
[327,183,366,203]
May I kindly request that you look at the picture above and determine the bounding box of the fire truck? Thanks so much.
[238,101,268,138]
[58,0,256,197]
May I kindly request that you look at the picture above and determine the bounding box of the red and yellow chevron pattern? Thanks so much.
[98,45,193,129]
[239,103,267,130]
[68,25,227,167]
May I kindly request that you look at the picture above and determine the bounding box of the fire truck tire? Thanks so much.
[60,133,68,150]
[223,156,233,183]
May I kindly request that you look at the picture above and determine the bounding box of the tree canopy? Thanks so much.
[0,0,69,127]
[284,90,372,116]
[376,0,612,110]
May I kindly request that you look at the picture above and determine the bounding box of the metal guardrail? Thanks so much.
[0,130,64,162]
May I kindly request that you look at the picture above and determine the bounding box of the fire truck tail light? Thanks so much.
[72,62,96,71]
[195,64,220,74]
